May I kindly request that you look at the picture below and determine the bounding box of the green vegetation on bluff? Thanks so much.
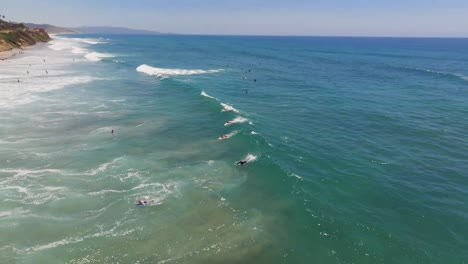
[0,18,51,52]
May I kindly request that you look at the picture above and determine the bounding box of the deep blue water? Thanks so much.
[1,35,467,263]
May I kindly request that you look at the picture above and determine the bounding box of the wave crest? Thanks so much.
[136,64,222,77]
[84,52,115,62]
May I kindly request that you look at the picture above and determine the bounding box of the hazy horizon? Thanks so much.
[2,0,468,37]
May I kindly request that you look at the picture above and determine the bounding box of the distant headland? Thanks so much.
[0,18,51,53]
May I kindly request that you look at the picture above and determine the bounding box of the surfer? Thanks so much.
[137,199,155,206]
[237,160,247,165]
[111,129,115,135]
[220,134,228,140]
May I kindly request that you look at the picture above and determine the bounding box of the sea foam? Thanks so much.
[136,64,222,77]
[221,103,240,113]
[224,116,249,126]
[201,90,219,100]
[84,52,115,62]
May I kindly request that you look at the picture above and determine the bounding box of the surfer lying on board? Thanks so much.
[137,199,155,206]
[220,134,228,139]
[236,160,247,165]
[236,154,256,165]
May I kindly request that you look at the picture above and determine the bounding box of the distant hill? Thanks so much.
[24,23,76,34]
[70,26,161,35]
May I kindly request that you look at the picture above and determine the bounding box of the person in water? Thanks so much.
[138,199,155,205]
[220,134,228,139]
[111,130,115,134]
[237,160,247,165]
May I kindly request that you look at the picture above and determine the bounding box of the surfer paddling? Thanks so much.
[236,155,256,165]
[137,199,156,206]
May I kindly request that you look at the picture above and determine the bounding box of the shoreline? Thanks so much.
[0,48,23,60]
[0,42,50,61]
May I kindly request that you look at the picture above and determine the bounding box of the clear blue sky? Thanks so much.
[2,0,468,37]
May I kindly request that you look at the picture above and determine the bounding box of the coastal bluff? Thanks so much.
[0,19,51,52]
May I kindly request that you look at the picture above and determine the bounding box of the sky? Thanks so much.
[2,0,468,37]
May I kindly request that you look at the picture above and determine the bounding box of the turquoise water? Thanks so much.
[1,35,467,263]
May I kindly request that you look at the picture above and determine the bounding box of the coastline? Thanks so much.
[0,48,22,60]
[0,41,51,61]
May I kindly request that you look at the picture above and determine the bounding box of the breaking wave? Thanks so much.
[84,52,115,62]
[136,64,223,77]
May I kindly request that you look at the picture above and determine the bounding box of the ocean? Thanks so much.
[0,35,467,264]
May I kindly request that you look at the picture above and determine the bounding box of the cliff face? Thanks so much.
[0,19,51,52]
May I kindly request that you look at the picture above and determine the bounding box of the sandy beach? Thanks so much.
[0,48,23,60]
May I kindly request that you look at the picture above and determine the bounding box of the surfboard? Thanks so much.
[136,200,162,206]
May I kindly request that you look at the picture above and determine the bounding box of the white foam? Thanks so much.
[88,189,123,196]
[201,90,219,100]
[89,126,116,135]
[84,52,115,62]
[0,208,30,219]
[0,75,96,108]
[48,36,106,52]
[221,103,240,113]
[0,185,28,193]
[136,64,222,77]
[28,226,135,252]
[238,154,257,164]
[218,130,238,140]
[0,168,66,178]
[224,116,249,126]
[0,45,99,108]
[86,157,124,175]
[71,47,88,54]
[81,39,107,45]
